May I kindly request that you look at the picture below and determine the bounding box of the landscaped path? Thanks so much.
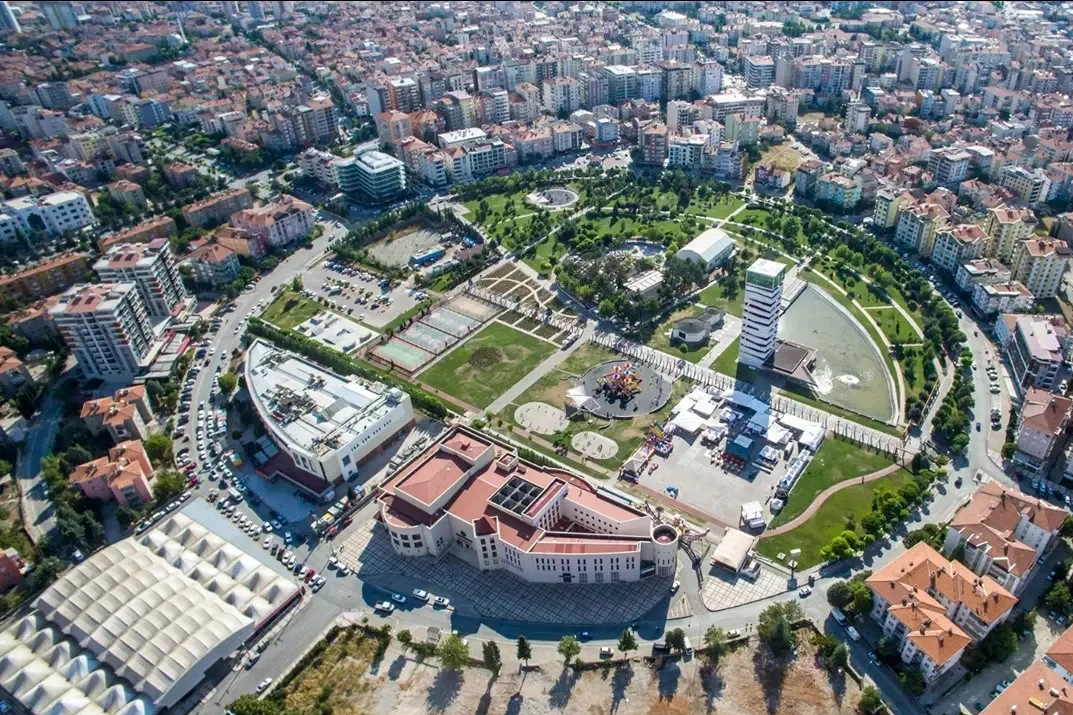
[761,461,906,537]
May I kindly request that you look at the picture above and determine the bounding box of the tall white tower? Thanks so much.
[739,258,786,368]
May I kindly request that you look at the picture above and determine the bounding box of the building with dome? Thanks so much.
[0,504,300,715]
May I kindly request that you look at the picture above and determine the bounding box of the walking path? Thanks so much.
[761,462,907,537]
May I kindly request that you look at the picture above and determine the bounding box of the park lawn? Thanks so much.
[523,234,568,275]
[579,213,689,243]
[734,207,772,227]
[698,278,745,317]
[757,468,914,569]
[710,337,742,377]
[262,290,323,330]
[646,305,709,363]
[420,322,557,409]
[845,283,891,308]
[506,343,619,412]
[769,437,895,528]
[899,349,928,397]
[869,306,917,347]
[687,195,745,219]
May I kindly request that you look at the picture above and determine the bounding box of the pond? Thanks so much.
[779,286,896,423]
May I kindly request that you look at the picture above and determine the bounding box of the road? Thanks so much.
[16,392,64,542]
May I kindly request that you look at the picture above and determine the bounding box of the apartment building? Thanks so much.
[985,205,1035,263]
[979,627,1073,714]
[69,440,154,509]
[0,190,95,244]
[932,224,988,275]
[186,243,240,288]
[542,77,580,115]
[230,195,315,250]
[181,188,253,229]
[163,162,198,190]
[377,426,677,583]
[93,239,188,320]
[80,384,155,444]
[995,314,1073,393]
[866,543,1016,684]
[374,110,412,150]
[873,189,910,230]
[1000,165,1052,206]
[814,173,863,211]
[0,347,30,398]
[944,482,1069,594]
[50,283,156,381]
[639,122,669,166]
[895,202,949,257]
[928,147,971,188]
[971,281,1034,316]
[1010,388,1073,479]
[743,55,775,88]
[0,252,90,303]
[604,65,639,104]
[98,216,177,253]
[293,97,337,145]
[343,151,407,203]
[1011,238,1072,298]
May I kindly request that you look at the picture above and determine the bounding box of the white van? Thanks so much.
[832,608,847,625]
[846,626,861,642]
[683,637,694,657]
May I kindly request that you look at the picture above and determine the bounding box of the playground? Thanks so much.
[573,360,672,419]
[513,402,569,435]
[571,430,619,460]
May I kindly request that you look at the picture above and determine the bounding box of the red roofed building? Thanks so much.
[377,426,679,583]
[80,384,154,444]
[69,439,154,508]
[186,242,240,287]
[229,195,314,250]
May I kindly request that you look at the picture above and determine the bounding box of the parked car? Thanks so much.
[391,593,406,604]
[374,601,395,613]
[256,677,272,693]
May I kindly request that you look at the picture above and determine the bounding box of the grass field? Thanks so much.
[262,290,323,330]
[698,278,745,317]
[710,336,741,377]
[421,321,557,409]
[759,142,805,172]
[757,468,914,569]
[769,437,895,528]
[523,234,569,275]
[646,305,709,363]
[685,195,745,219]
[869,306,917,346]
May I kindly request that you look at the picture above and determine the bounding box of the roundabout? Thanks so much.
[525,186,580,210]
[573,360,672,419]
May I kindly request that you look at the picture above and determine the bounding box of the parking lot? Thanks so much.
[301,259,428,330]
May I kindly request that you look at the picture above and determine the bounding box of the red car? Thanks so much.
[304,569,316,583]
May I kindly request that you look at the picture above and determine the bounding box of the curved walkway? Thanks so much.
[761,461,906,537]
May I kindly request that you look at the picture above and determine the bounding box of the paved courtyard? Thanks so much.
[698,314,743,367]
[642,432,791,526]
[700,565,790,611]
[339,522,674,625]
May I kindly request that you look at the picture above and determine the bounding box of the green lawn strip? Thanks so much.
[380,299,436,334]
[709,337,742,377]
[523,235,569,274]
[868,307,916,347]
[756,468,915,569]
[900,349,927,396]
[769,437,895,528]
[262,290,325,330]
[685,196,745,219]
[420,322,557,409]
[647,305,709,363]
[698,278,744,318]
[801,271,903,412]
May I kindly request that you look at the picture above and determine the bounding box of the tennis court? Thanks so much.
[398,321,456,354]
[372,339,434,373]
[422,308,479,338]
[446,294,499,322]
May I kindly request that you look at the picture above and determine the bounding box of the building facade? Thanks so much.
[50,283,155,381]
[739,259,786,368]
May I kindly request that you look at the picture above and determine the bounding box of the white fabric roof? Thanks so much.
[676,228,734,264]
[0,510,300,715]
[712,528,757,571]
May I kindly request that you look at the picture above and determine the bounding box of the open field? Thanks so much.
[769,437,895,528]
[757,468,915,569]
[420,321,557,409]
[262,291,325,330]
[867,307,917,346]
[698,279,744,318]
[685,194,745,219]
[759,142,806,172]
[270,627,865,715]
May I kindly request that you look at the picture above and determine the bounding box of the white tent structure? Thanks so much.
[0,510,300,715]
[711,528,757,572]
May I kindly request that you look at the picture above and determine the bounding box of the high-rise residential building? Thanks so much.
[542,77,580,115]
[985,205,1036,263]
[638,122,668,166]
[693,59,723,95]
[999,165,1052,206]
[846,100,871,134]
[603,65,638,104]
[932,224,988,275]
[1011,238,1072,298]
[293,97,337,146]
[661,61,694,101]
[247,0,265,21]
[93,240,189,320]
[739,259,786,368]
[341,151,407,203]
[0,2,19,33]
[928,147,971,188]
[895,202,949,257]
[744,55,775,88]
[51,283,156,381]
[42,1,78,29]
[873,189,907,230]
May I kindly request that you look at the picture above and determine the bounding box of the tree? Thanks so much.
[516,636,532,669]
[1047,582,1073,616]
[228,695,281,715]
[1062,515,1073,538]
[852,584,874,617]
[757,602,803,656]
[827,643,849,671]
[482,640,502,674]
[703,626,728,659]
[858,685,884,714]
[290,276,303,292]
[826,581,853,608]
[665,627,686,653]
[218,372,238,394]
[397,629,412,651]
[144,433,174,468]
[617,628,638,658]
[153,471,187,504]
[437,633,470,670]
[557,635,581,665]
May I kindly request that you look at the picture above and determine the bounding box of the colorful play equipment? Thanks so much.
[597,362,643,401]
[646,425,674,457]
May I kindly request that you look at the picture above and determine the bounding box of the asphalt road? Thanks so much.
[16,392,64,541]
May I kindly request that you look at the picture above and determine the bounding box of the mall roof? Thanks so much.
[0,508,299,715]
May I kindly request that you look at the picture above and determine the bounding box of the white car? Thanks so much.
[262,537,271,549]
[373,601,394,613]
[256,677,272,693]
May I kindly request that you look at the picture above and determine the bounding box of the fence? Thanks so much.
[465,285,582,336]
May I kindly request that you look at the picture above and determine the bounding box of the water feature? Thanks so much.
[779,285,896,423]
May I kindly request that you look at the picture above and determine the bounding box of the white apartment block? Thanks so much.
[928,147,971,188]
[50,283,156,381]
[894,202,949,257]
[1011,238,1072,298]
[743,55,775,88]
[230,195,316,249]
[93,239,188,320]
[739,259,785,368]
[995,314,1073,394]
[1000,165,1051,206]
[985,205,1035,263]
[971,281,1034,316]
[377,427,678,583]
[542,77,580,115]
[0,191,94,244]
[932,224,987,275]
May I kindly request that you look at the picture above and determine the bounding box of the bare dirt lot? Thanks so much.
[367,226,444,268]
[277,629,863,715]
